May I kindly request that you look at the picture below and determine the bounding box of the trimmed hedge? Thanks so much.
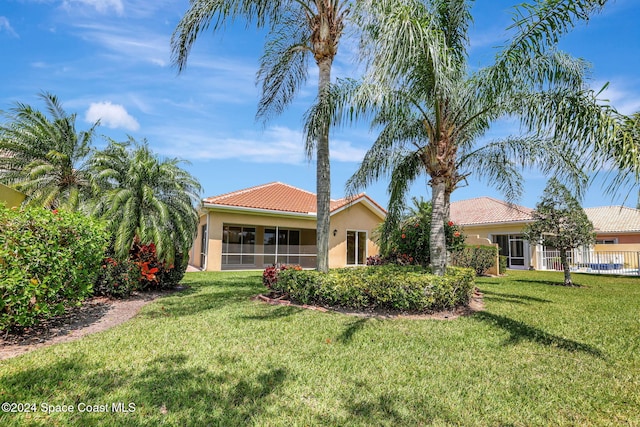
[450,245,498,275]
[0,205,108,329]
[272,265,475,312]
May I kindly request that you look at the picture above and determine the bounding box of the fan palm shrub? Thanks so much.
[89,138,201,267]
[0,92,98,210]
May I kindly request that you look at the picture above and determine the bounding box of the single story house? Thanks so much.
[189,182,386,271]
[450,197,536,269]
[0,183,25,208]
[450,197,640,271]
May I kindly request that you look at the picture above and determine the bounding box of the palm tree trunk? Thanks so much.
[430,178,447,275]
[444,188,451,221]
[316,57,332,273]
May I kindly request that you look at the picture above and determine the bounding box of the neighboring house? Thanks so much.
[190,182,386,271]
[450,197,535,269]
[451,197,640,272]
[584,206,640,247]
[0,183,25,208]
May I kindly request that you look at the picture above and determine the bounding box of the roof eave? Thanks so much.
[202,203,316,220]
[458,219,533,227]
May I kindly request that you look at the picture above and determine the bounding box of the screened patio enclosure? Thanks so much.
[221,224,317,270]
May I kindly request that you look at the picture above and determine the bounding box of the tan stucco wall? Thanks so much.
[328,203,383,268]
[594,243,640,252]
[461,223,527,239]
[0,183,25,208]
[191,202,384,271]
[189,214,208,269]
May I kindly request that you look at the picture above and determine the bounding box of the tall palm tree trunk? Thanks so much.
[430,178,447,275]
[316,57,332,273]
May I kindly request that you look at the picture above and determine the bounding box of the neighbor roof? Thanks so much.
[584,206,640,233]
[450,197,533,226]
[202,182,386,217]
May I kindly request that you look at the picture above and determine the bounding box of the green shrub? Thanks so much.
[273,265,475,312]
[158,251,189,288]
[94,257,140,298]
[377,200,466,267]
[95,242,189,298]
[499,255,508,274]
[262,264,303,289]
[0,204,108,330]
[451,245,498,275]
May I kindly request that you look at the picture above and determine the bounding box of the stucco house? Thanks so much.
[450,197,535,269]
[451,197,640,272]
[0,183,25,208]
[189,182,386,271]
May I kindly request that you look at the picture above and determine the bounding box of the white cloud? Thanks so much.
[72,23,170,67]
[85,101,140,131]
[0,17,18,38]
[594,79,640,115]
[62,0,124,15]
[153,125,367,164]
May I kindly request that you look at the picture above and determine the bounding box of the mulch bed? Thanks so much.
[0,289,181,360]
[252,289,485,320]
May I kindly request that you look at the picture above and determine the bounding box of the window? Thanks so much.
[596,238,617,244]
[347,230,367,265]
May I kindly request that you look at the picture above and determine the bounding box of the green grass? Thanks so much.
[1,270,639,426]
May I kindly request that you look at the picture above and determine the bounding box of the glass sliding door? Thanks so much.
[347,230,367,265]
[493,234,527,269]
[509,235,525,267]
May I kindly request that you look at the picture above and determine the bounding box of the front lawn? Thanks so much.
[0,270,638,426]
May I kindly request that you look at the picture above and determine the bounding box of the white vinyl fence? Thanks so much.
[539,249,640,276]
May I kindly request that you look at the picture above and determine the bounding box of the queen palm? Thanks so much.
[0,92,98,210]
[90,138,202,264]
[171,0,350,273]
[312,0,616,275]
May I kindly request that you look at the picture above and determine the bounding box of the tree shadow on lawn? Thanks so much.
[511,278,583,287]
[240,305,304,321]
[481,290,552,304]
[337,318,370,343]
[473,311,606,359]
[1,353,289,426]
[140,286,259,318]
[320,380,458,426]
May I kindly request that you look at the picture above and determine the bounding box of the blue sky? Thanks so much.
[1,0,639,210]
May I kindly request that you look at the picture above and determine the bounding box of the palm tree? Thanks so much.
[310,0,615,275]
[171,0,350,273]
[89,138,202,264]
[603,111,640,203]
[0,92,98,210]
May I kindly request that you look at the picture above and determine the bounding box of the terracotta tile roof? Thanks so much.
[450,197,533,226]
[584,206,640,233]
[203,182,386,216]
